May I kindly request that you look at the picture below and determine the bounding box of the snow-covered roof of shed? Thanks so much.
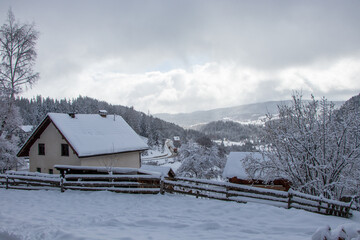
[140,165,175,177]
[47,113,148,157]
[222,152,264,179]
[20,125,34,133]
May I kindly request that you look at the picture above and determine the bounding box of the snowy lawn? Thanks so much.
[0,189,359,240]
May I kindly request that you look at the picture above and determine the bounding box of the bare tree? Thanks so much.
[0,8,39,135]
[0,8,39,99]
[0,9,39,171]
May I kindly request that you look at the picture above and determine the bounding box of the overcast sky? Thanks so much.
[1,0,360,114]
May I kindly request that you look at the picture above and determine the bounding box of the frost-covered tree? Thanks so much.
[0,9,38,170]
[0,95,22,172]
[0,136,21,172]
[176,140,226,179]
[244,93,360,199]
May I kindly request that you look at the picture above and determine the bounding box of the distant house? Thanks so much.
[173,136,181,148]
[17,112,148,174]
[16,125,35,143]
[223,152,290,191]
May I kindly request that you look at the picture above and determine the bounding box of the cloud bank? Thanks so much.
[22,58,360,113]
[0,0,359,113]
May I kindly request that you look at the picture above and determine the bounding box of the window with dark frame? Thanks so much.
[48,169,53,174]
[61,144,69,156]
[36,168,41,173]
[38,143,45,155]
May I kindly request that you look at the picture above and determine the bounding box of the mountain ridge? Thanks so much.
[154,100,345,127]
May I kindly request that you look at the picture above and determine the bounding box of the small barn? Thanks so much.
[17,112,148,174]
[223,152,290,191]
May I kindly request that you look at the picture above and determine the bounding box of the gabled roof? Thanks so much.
[222,152,265,179]
[17,113,148,158]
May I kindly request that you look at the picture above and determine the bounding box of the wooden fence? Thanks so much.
[61,174,160,194]
[0,171,355,218]
[0,171,60,191]
[164,177,355,218]
[0,169,161,194]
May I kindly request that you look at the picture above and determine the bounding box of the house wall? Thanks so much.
[29,122,141,174]
[80,152,141,168]
[29,122,80,174]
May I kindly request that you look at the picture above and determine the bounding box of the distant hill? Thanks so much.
[196,120,264,142]
[154,100,345,128]
[336,93,360,117]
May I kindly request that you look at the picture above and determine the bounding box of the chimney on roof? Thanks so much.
[68,112,76,118]
[99,110,107,118]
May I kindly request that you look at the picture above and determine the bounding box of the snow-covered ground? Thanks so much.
[141,139,181,172]
[141,140,174,161]
[161,160,181,172]
[1,189,359,240]
[142,148,169,159]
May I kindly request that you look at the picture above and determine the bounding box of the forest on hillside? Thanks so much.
[15,96,206,147]
[197,120,264,142]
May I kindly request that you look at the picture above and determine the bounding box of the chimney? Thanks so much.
[99,110,107,118]
[68,112,76,118]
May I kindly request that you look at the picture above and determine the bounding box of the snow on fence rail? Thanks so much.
[0,171,355,218]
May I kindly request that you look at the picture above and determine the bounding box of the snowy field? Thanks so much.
[1,189,360,240]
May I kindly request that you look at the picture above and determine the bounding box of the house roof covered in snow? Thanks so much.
[222,152,265,179]
[17,113,148,158]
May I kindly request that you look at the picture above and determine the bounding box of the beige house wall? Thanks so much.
[80,152,141,168]
[29,122,141,174]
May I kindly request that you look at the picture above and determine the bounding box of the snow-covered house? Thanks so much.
[223,152,290,191]
[17,112,148,174]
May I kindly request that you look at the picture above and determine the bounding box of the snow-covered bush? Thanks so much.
[0,136,21,173]
[0,98,23,172]
[176,140,226,179]
[312,223,360,240]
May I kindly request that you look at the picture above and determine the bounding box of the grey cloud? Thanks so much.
[3,0,360,73]
[1,0,360,113]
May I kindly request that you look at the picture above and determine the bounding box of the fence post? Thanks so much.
[287,190,293,209]
[6,175,9,189]
[60,176,64,192]
[318,196,322,213]
[60,170,65,193]
[160,177,165,195]
[326,203,330,214]
[345,199,354,218]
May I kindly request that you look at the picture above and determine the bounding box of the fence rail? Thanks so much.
[0,171,355,218]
